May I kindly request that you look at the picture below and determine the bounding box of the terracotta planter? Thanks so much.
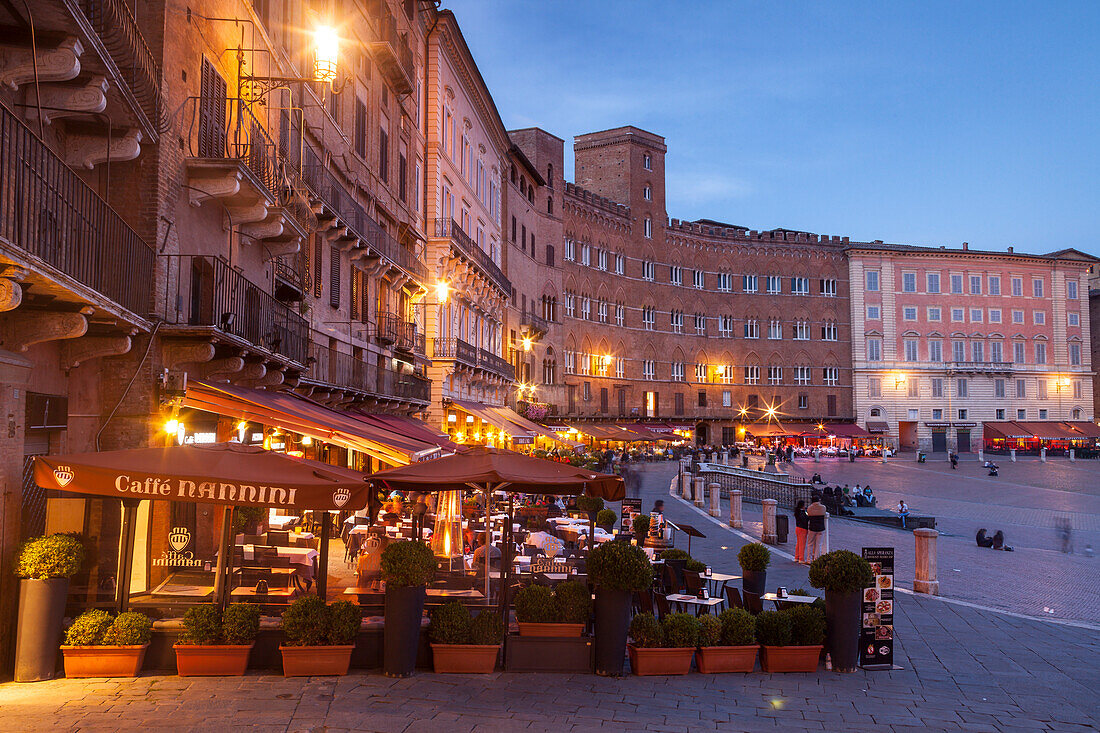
[517,622,585,638]
[279,645,354,676]
[760,645,823,673]
[430,643,500,673]
[174,644,253,676]
[627,644,694,676]
[62,645,148,678]
[695,645,758,673]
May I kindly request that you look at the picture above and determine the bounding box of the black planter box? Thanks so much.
[505,635,594,673]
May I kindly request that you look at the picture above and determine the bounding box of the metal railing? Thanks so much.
[371,7,415,91]
[434,218,511,294]
[159,255,308,364]
[77,0,164,131]
[946,361,1014,373]
[697,465,813,510]
[0,102,154,315]
[479,348,516,380]
[432,337,478,367]
[373,311,420,352]
[273,252,309,295]
[521,311,550,334]
[188,97,280,202]
[306,340,430,403]
[299,143,426,281]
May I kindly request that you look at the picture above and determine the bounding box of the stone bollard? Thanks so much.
[720,450,728,465]
[978,449,984,462]
[708,451,716,464]
[708,482,721,517]
[813,448,820,463]
[1070,449,1075,462]
[1041,447,1047,463]
[761,499,778,544]
[913,528,940,595]
[729,489,743,528]
[1010,448,1016,462]
[693,477,705,507]
[681,472,692,500]
[823,512,830,554]
[881,449,888,464]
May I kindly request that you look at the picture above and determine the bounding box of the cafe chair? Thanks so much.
[266,530,290,546]
[724,586,744,610]
[654,593,671,621]
[742,591,764,615]
[682,571,703,597]
[633,589,654,616]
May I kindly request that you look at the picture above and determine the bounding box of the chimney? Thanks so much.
[1007,246,1014,253]
[962,242,969,250]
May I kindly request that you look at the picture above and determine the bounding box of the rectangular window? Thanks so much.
[904,339,919,361]
[768,366,783,385]
[1073,380,1082,399]
[398,153,407,202]
[642,360,655,381]
[991,341,1003,362]
[926,272,940,293]
[1034,342,1047,364]
[867,305,881,320]
[723,390,732,407]
[670,265,682,285]
[1069,312,1080,326]
[693,270,705,289]
[958,409,968,420]
[902,272,916,292]
[698,390,707,408]
[866,271,880,291]
[1012,310,1024,324]
[1033,278,1044,297]
[1016,408,1026,420]
[908,379,919,398]
[791,277,809,294]
[952,340,965,362]
[1067,280,1079,299]
[329,245,341,308]
[742,275,758,293]
[1033,311,1046,325]
[970,308,983,323]
[1011,277,1023,297]
[716,273,731,292]
[354,98,367,158]
[951,274,963,294]
[643,218,652,238]
[989,309,1002,324]
[952,308,964,322]
[744,366,760,385]
[823,367,839,386]
[994,379,1005,398]
[1014,378,1026,399]
[1039,408,1048,420]
[744,319,759,339]
[642,261,655,281]
[928,307,942,322]
[996,408,1005,420]
[957,378,968,398]
[929,340,942,362]
[869,377,881,398]
[970,275,982,294]
[378,126,388,182]
[766,275,782,294]
[988,276,1000,295]
[820,278,837,296]
[867,339,882,361]
[1070,343,1082,366]
[794,366,811,385]
[972,342,984,362]
[1013,342,1025,364]
[902,307,916,321]
[931,378,943,398]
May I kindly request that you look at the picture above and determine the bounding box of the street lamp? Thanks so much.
[238,22,348,103]
[313,26,339,83]
[894,372,907,389]
[434,280,450,303]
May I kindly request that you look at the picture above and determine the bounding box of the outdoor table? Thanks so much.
[703,572,741,597]
[666,593,725,614]
[237,544,319,582]
[344,586,486,603]
[268,515,300,530]
[762,592,818,610]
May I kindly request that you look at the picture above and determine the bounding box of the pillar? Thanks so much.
[720,450,728,465]
[913,528,940,595]
[823,512,830,554]
[1041,447,1047,463]
[1010,448,1016,462]
[707,451,715,464]
[708,482,721,517]
[1070,449,1075,462]
[761,499,777,544]
[978,448,984,462]
[813,448,820,462]
[881,450,887,464]
[728,489,742,529]
[693,477,705,507]
[681,471,692,500]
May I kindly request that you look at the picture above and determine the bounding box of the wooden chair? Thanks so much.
[634,589,654,616]
[266,530,290,546]
[682,571,703,597]
[662,564,683,594]
[724,585,744,610]
[742,590,764,615]
[654,593,671,621]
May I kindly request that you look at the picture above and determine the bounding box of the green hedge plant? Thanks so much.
[222,603,261,645]
[380,540,437,587]
[632,514,650,538]
[17,534,84,580]
[102,612,152,646]
[787,606,826,646]
[469,610,504,645]
[588,542,652,592]
[685,558,706,573]
[737,543,771,572]
[697,614,722,647]
[658,548,689,561]
[178,605,221,645]
[808,550,874,594]
[428,602,471,645]
[65,610,113,646]
[555,580,592,624]
[596,509,617,527]
[717,608,756,646]
[661,613,700,648]
[628,612,662,648]
[754,610,792,647]
[575,495,604,514]
[514,584,557,623]
[327,601,363,645]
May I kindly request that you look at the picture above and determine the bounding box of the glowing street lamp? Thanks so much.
[522,336,532,352]
[434,280,450,303]
[313,26,339,83]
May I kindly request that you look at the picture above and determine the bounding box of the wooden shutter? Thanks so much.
[198,59,227,157]
[313,234,323,298]
[600,388,609,414]
[329,246,341,308]
[378,127,388,181]
[350,268,361,321]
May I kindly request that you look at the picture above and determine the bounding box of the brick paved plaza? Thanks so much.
[2,462,1098,733]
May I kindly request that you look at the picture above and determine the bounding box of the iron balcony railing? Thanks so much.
[299,142,427,281]
[432,338,478,368]
[0,101,154,315]
[521,310,550,335]
[273,252,310,298]
[946,361,1014,373]
[188,96,281,202]
[368,6,415,94]
[479,348,516,380]
[76,0,164,132]
[434,218,511,294]
[159,255,308,364]
[373,311,422,352]
[306,340,431,403]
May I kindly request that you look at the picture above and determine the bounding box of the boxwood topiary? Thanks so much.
[380,540,437,587]
[787,605,826,646]
[65,609,113,646]
[554,580,592,625]
[808,549,874,594]
[588,541,652,592]
[326,601,362,645]
[281,595,329,646]
[469,610,504,645]
[222,603,261,645]
[685,558,706,573]
[178,604,221,645]
[661,613,700,648]
[17,534,84,580]
[628,612,662,648]
[717,607,755,646]
[658,548,689,561]
[514,584,557,623]
[697,614,722,647]
[632,514,650,538]
[737,543,771,572]
[754,610,792,647]
[596,509,617,527]
[575,495,604,514]
[102,611,152,646]
[428,601,471,645]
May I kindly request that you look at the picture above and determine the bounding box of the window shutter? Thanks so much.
[329,246,341,308]
[313,234,323,298]
[198,59,227,157]
[350,268,361,321]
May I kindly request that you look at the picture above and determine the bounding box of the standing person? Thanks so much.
[806,495,827,562]
[793,500,809,563]
[950,452,959,470]
[897,500,910,529]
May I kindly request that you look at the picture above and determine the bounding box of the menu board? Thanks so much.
[621,498,642,533]
[859,547,894,669]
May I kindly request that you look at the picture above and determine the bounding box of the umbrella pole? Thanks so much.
[483,486,491,602]
[212,505,233,608]
[317,511,331,599]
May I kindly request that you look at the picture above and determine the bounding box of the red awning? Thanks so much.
[822,422,873,438]
[745,423,798,437]
[616,423,674,441]
[569,423,638,442]
[866,421,890,433]
[1064,421,1100,439]
[1012,421,1081,440]
[982,422,1031,440]
[354,413,462,452]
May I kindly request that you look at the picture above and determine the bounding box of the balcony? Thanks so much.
[366,7,414,95]
[521,311,550,337]
[479,348,516,381]
[298,143,427,282]
[273,252,310,302]
[434,218,511,295]
[304,341,431,404]
[432,337,479,368]
[946,361,1015,374]
[372,311,423,353]
[159,254,309,365]
[0,101,154,317]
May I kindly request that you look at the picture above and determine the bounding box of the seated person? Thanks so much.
[473,536,502,569]
[355,536,390,589]
[975,528,994,548]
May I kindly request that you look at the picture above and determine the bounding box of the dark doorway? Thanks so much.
[931,430,947,453]
[956,429,971,453]
[695,423,708,446]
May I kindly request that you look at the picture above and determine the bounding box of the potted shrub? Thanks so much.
[757,607,825,673]
[514,580,591,637]
[632,514,650,543]
[738,543,771,596]
[596,509,617,532]
[627,612,697,675]
[808,549,873,672]
[15,533,84,681]
[696,607,758,673]
[588,541,653,676]
[279,596,361,676]
[428,602,503,673]
[62,610,152,678]
[174,603,260,676]
[556,579,593,629]
[380,540,436,677]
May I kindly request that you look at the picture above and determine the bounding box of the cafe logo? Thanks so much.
[168,526,191,552]
[332,488,350,508]
[53,466,74,487]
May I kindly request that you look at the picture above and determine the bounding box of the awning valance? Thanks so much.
[1065,421,1100,438]
[568,423,642,442]
[982,422,1030,440]
[1012,421,1083,440]
[449,399,529,439]
[865,421,890,433]
[745,422,798,437]
[486,406,582,448]
[815,422,873,438]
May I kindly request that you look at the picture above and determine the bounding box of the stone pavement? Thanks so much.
[2,463,1098,732]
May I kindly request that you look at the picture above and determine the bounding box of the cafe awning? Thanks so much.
[617,424,673,441]
[34,443,371,510]
[449,399,536,443]
[744,422,798,437]
[354,413,462,453]
[568,422,637,441]
[982,421,1031,440]
[183,381,437,465]
[1013,421,1083,440]
[485,406,583,448]
[817,422,873,438]
[1065,421,1100,439]
[866,421,890,433]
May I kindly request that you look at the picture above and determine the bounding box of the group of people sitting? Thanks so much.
[975,528,1013,551]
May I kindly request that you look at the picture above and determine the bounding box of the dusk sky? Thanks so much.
[455,1,1100,257]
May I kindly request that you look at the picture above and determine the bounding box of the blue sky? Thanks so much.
[453,1,1100,256]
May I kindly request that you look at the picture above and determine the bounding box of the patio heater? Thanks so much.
[431,490,464,572]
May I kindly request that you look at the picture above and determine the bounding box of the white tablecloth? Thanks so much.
[238,544,319,581]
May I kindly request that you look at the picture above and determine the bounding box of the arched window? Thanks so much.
[520,178,526,196]
[510,165,516,184]
[528,188,534,204]
[547,196,553,215]
[547,164,554,187]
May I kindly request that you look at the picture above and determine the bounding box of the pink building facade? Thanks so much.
[848,244,1096,453]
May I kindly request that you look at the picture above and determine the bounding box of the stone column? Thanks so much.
[761,499,778,544]
[708,482,721,517]
[693,477,705,507]
[728,489,742,528]
[1069,449,1075,462]
[681,472,692,500]
[913,528,940,595]
[1041,447,1047,463]
[813,448,820,462]
[823,512,830,553]
[978,448,984,462]
[1010,448,1016,462]
[708,451,715,464]
[720,450,728,465]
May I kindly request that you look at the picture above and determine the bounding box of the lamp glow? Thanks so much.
[300,435,312,446]
[522,336,532,351]
[313,26,339,83]
[602,354,613,366]
[435,280,450,303]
